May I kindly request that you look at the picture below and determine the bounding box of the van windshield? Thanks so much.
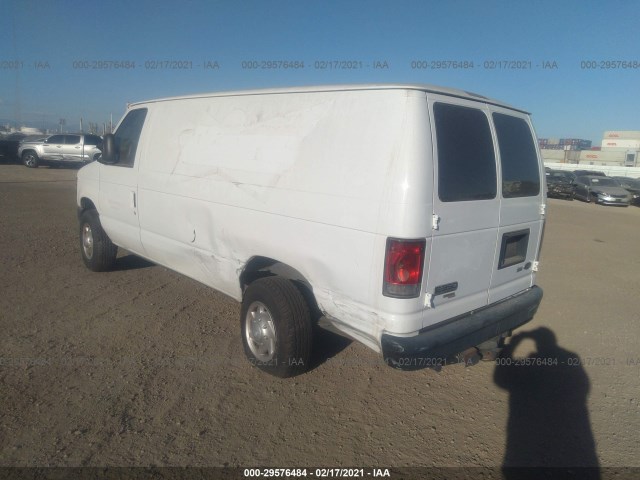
[493,113,540,198]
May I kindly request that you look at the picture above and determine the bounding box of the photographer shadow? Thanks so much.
[494,327,600,479]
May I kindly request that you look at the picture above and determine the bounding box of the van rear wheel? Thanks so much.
[79,209,118,272]
[241,277,312,378]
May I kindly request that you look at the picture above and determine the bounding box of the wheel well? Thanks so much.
[79,197,96,213]
[21,149,37,156]
[240,257,322,322]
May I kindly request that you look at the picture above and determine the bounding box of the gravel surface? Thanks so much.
[1,164,639,469]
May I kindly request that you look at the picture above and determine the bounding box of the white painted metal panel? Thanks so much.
[134,89,427,345]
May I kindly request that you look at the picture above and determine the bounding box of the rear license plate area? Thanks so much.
[498,229,530,269]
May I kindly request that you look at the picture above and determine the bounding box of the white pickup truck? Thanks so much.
[77,84,545,377]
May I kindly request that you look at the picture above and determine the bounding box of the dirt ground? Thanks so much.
[1,164,639,469]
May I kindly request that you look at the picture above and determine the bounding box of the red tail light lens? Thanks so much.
[383,238,426,298]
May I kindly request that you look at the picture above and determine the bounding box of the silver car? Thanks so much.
[573,175,631,206]
[18,133,102,168]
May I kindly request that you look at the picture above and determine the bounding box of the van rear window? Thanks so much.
[434,103,497,202]
[493,113,540,198]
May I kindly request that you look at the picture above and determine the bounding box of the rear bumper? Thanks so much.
[381,286,543,369]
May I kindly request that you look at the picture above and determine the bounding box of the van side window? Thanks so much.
[114,108,148,167]
[434,103,497,202]
[493,113,540,198]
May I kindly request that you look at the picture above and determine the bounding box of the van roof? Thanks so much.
[128,83,530,114]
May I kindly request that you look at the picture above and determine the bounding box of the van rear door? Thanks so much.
[487,107,544,303]
[425,96,501,326]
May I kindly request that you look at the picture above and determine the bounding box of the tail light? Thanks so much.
[383,238,426,298]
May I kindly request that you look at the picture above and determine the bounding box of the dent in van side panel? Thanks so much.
[357,93,433,339]
[135,90,420,343]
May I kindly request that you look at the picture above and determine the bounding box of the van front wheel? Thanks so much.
[241,277,312,378]
[79,209,118,272]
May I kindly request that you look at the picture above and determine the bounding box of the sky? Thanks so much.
[1,0,639,144]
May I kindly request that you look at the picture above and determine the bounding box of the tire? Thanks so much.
[22,151,39,168]
[241,277,312,378]
[79,209,118,272]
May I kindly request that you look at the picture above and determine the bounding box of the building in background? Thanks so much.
[541,131,640,167]
[600,131,640,150]
[538,138,592,151]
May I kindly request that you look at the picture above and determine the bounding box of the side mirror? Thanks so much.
[98,133,118,164]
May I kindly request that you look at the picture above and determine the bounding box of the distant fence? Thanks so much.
[545,162,640,179]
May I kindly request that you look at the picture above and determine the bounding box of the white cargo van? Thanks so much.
[77,84,545,377]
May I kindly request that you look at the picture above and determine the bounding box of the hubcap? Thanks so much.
[82,223,94,259]
[245,301,276,362]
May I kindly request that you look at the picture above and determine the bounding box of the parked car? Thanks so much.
[573,169,606,177]
[545,170,576,200]
[18,133,102,168]
[0,133,29,163]
[612,177,640,206]
[554,170,576,182]
[77,84,545,377]
[573,175,631,206]
[0,140,19,163]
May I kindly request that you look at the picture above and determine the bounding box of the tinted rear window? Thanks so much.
[434,103,497,202]
[493,113,540,198]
